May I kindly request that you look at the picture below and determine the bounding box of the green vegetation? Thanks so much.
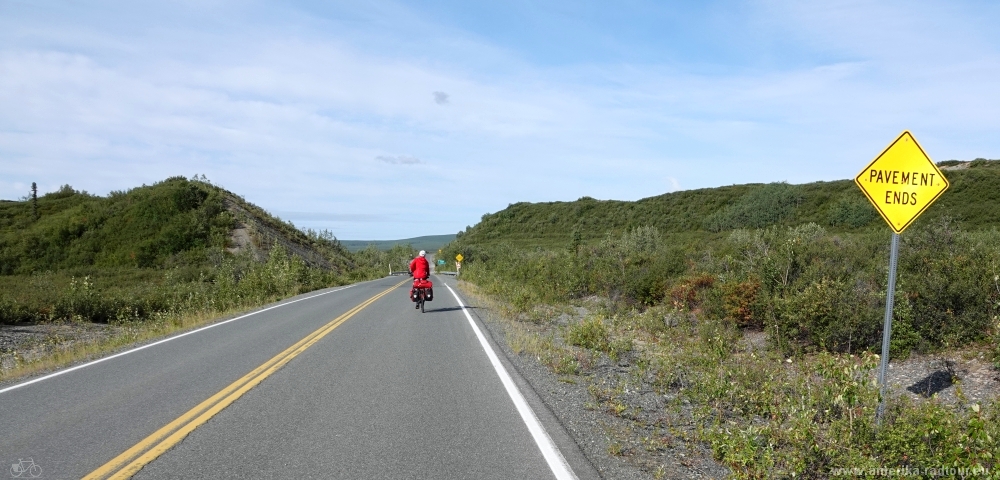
[0,177,415,327]
[447,159,1000,478]
[451,159,1000,250]
[452,220,999,357]
[703,182,803,232]
[1,180,230,272]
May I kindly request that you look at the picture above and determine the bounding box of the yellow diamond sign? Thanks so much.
[455,254,464,262]
[855,131,948,234]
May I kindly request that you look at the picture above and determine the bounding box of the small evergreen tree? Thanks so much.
[569,228,582,256]
[31,182,38,220]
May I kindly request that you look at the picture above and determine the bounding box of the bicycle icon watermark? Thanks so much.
[9,458,41,478]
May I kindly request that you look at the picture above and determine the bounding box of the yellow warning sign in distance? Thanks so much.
[855,131,948,234]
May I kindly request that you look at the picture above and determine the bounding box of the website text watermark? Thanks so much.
[831,466,991,477]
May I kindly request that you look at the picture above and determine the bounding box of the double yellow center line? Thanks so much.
[85,280,405,480]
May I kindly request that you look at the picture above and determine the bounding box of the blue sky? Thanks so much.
[2,1,999,240]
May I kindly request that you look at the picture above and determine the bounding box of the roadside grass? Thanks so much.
[1,307,236,384]
[1,267,401,385]
[461,283,591,376]
[458,283,1000,479]
[0,244,417,384]
[1,242,416,323]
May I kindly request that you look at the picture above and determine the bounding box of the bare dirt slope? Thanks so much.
[222,194,346,271]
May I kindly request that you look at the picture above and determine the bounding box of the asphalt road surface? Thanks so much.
[1,275,598,479]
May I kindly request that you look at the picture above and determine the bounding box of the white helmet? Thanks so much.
[419,250,426,257]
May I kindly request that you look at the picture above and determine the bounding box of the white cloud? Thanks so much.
[1,0,998,238]
[666,177,681,193]
[376,155,423,165]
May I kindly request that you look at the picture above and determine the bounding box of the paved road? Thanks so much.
[1,275,596,479]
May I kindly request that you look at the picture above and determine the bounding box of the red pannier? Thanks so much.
[410,279,434,302]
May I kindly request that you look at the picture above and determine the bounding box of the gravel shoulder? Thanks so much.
[460,284,730,480]
[0,321,122,373]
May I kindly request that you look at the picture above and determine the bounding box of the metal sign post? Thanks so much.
[855,131,948,429]
[875,232,900,426]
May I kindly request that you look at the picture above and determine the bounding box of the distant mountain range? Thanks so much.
[339,234,457,253]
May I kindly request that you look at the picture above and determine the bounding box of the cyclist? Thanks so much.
[409,251,432,308]
[409,250,430,280]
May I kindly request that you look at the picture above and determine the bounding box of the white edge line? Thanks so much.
[444,283,578,480]
[0,284,358,395]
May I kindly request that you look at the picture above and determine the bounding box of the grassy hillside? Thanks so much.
[0,177,363,274]
[1,180,232,273]
[340,234,456,253]
[453,159,1000,248]
[0,177,415,324]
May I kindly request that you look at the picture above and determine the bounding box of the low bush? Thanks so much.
[827,195,879,228]
[776,277,880,354]
[667,274,715,311]
[703,182,802,232]
[0,241,408,325]
[452,220,1000,358]
[720,277,764,329]
[567,316,610,351]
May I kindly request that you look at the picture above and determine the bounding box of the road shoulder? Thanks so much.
[440,275,653,480]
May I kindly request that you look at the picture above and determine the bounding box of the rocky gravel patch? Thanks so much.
[0,321,120,373]
[885,350,999,405]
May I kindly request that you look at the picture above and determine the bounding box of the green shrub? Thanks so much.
[776,278,879,354]
[0,177,233,273]
[828,195,878,228]
[689,344,999,478]
[704,183,802,232]
[667,273,716,311]
[720,278,764,329]
[875,397,999,473]
[581,226,685,306]
[567,316,610,351]
[898,219,996,350]
[0,240,368,325]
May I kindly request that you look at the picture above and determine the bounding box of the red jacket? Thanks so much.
[409,256,430,279]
